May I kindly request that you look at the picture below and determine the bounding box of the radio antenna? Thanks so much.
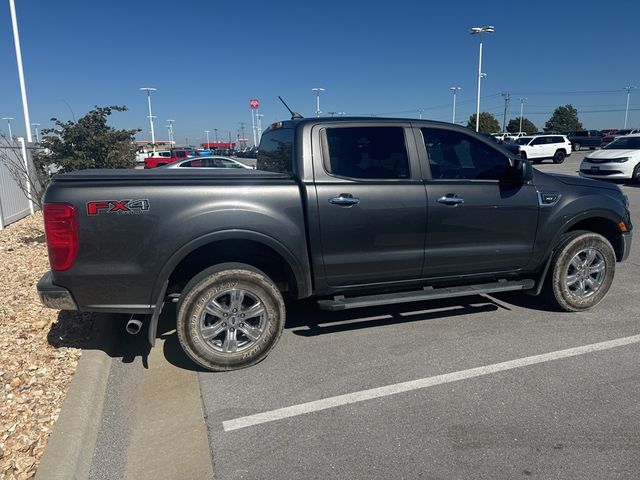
[278,96,303,120]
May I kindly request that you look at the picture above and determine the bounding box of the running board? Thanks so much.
[317,279,535,311]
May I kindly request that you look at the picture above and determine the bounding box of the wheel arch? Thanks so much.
[562,216,625,261]
[151,230,313,307]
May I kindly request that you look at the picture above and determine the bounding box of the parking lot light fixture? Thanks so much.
[166,119,174,146]
[469,25,494,132]
[450,87,461,124]
[312,87,325,117]
[205,130,210,147]
[140,87,157,152]
[519,97,527,133]
[9,0,33,143]
[624,86,637,129]
[2,117,14,139]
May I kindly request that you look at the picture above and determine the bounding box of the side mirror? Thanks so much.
[513,157,533,183]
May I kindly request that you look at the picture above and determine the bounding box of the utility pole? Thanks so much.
[501,92,511,133]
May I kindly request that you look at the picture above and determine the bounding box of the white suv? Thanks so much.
[505,135,572,164]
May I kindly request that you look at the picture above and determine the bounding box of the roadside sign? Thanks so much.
[249,99,259,109]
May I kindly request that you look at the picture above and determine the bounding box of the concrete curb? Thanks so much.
[36,314,121,480]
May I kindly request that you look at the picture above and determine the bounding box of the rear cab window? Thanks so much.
[257,127,295,175]
[322,126,410,179]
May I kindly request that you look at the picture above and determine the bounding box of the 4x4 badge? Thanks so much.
[87,199,150,215]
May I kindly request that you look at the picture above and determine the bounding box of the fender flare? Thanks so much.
[147,229,312,346]
[151,229,312,304]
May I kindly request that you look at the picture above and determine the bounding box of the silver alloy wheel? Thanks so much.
[565,248,606,299]
[198,288,266,353]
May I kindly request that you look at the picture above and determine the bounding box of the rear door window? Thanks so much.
[323,126,410,179]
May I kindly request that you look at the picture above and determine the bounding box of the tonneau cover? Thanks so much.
[51,168,292,183]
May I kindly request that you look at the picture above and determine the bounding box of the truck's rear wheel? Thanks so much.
[176,263,285,371]
[543,231,615,312]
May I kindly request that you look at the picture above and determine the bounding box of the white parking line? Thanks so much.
[223,334,640,432]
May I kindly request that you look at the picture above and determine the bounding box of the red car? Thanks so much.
[144,149,193,169]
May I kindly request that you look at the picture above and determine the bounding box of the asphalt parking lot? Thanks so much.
[87,150,640,480]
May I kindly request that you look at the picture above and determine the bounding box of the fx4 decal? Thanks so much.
[87,199,150,216]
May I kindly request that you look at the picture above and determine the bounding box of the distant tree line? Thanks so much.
[467,104,583,134]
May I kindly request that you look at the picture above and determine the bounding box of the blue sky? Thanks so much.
[1,0,639,145]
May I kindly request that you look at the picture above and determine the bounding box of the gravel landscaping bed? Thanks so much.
[0,213,92,480]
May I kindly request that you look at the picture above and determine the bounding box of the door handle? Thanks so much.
[437,194,464,206]
[329,193,360,206]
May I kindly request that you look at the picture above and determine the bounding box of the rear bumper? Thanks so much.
[621,231,633,262]
[37,272,77,310]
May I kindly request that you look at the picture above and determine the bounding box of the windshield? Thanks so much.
[514,137,532,145]
[604,137,640,150]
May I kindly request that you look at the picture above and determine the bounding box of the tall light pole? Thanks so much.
[450,87,461,124]
[470,25,494,132]
[312,87,325,117]
[256,113,264,141]
[166,119,174,146]
[214,128,219,143]
[9,0,33,143]
[2,118,14,139]
[205,130,210,147]
[140,87,157,152]
[624,86,637,129]
[31,123,40,142]
[418,109,424,120]
[519,97,527,133]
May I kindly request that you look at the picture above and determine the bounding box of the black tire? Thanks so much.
[542,231,616,312]
[553,150,566,164]
[573,142,581,151]
[176,262,285,371]
[589,146,596,150]
[633,164,640,184]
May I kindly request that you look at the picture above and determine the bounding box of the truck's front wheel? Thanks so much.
[176,263,285,371]
[544,231,616,311]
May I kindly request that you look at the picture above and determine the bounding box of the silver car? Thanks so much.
[162,156,254,169]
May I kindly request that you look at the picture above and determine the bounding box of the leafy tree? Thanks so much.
[34,106,140,178]
[466,112,501,133]
[507,117,537,134]
[544,105,582,133]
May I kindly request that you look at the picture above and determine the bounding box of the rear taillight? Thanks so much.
[43,203,79,271]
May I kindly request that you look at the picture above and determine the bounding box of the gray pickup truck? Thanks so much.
[37,117,632,371]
